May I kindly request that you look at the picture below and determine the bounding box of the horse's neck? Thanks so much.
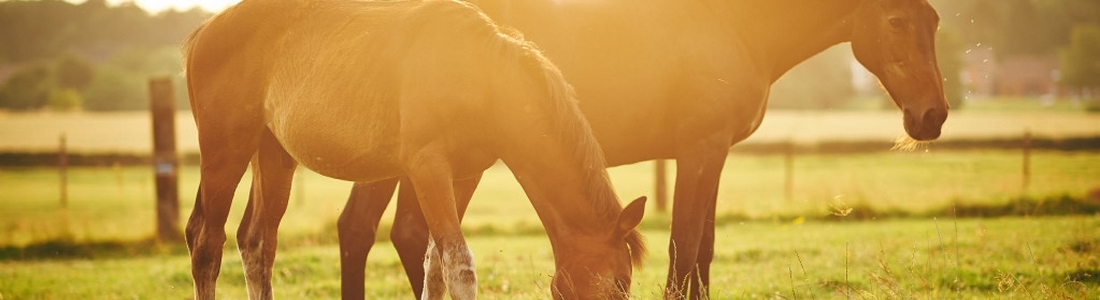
[501,140,619,232]
[486,49,622,243]
[723,0,865,82]
[484,0,865,83]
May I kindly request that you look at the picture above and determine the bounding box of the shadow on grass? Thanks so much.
[0,237,188,261]
[5,194,1097,262]
[821,194,1100,221]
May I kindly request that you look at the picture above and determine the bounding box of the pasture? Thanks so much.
[3,150,1099,247]
[2,111,1099,298]
[1,149,1099,298]
[2,216,1098,299]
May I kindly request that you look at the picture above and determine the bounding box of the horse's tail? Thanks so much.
[180,22,205,78]
[180,17,212,114]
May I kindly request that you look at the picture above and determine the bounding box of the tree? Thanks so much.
[0,64,53,111]
[56,55,94,91]
[47,88,82,111]
[1001,0,1048,57]
[83,66,146,111]
[936,28,966,109]
[769,45,855,110]
[1060,24,1100,98]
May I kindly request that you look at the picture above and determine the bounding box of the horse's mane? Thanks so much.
[491,21,648,266]
[401,0,647,264]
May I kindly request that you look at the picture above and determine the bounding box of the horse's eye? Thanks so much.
[888,17,908,29]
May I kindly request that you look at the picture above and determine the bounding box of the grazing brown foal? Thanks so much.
[182,0,646,299]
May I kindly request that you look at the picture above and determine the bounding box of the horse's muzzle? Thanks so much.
[903,106,947,141]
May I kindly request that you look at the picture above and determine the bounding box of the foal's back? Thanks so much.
[185,0,504,181]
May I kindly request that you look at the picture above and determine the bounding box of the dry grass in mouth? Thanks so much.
[890,135,931,152]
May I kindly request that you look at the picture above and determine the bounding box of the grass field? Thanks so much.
[2,150,1099,247]
[2,109,1099,299]
[1,150,1098,298]
[1,216,1097,299]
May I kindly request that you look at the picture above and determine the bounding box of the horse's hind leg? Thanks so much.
[237,128,297,299]
[391,179,430,297]
[187,129,260,300]
[338,178,398,300]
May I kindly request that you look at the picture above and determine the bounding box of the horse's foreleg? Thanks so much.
[339,179,399,300]
[666,142,728,300]
[401,147,477,300]
[237,129,296,300]
[392,174,483,298]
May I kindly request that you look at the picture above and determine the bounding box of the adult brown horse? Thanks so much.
[338,0,949,299]
[181,0,647,299]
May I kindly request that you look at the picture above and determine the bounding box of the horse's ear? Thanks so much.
[615,196,647,237]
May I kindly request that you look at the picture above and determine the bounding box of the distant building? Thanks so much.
[994,56,1060,96]
[0,65,17,86]
[963,48,1061,97]
[962,48,997,96]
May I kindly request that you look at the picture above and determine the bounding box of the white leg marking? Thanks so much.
[421,237,446,300]
[443,244,477,300]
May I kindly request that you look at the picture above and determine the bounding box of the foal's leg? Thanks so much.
[392,175,481,298]
[236,128,297,299]
[338,178,398,300]
[186,126,262,300]
[421,233,446,300]
[400,150,476,300]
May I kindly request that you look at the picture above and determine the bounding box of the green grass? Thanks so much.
[1,150,1099,298]
[2,150,1099,247]
[1,216,1097,299]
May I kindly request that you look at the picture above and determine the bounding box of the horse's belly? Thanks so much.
[269,110,401,182]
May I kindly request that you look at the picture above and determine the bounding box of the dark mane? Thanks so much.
[499,34,616,214]
[495,31,648,266]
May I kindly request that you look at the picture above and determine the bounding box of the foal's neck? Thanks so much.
[724,0,864,82]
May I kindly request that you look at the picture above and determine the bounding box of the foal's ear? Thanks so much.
[615,196,647,236]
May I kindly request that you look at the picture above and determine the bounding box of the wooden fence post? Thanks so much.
[654,159,668,213]
[784,140,795,203]
[150,77,182,242]
[1022,130,1032,197]
[59,133,68,208]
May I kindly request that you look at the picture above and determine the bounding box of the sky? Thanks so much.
[69,0,239,13]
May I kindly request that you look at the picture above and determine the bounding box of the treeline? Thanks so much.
[0,0,210,111]
[1,0,1098,112]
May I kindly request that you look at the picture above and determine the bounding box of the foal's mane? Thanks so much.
[488,18,648,265]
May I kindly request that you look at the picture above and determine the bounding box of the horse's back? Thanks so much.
[186,0,504,181]
[475,0,764,164]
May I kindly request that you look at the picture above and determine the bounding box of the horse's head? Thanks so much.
[551,197,647,300]
[850,0,948,141]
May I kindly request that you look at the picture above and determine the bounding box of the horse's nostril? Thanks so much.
[922,107,948,128]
